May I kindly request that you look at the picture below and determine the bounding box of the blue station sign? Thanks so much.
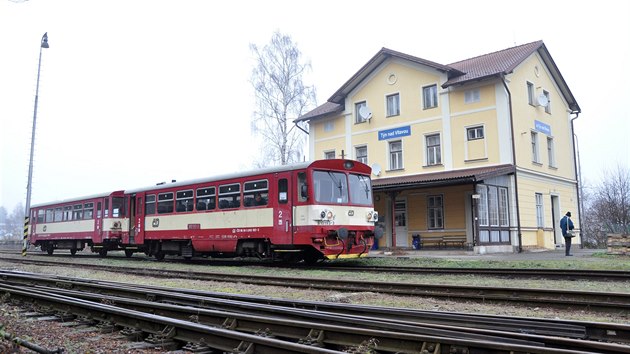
[534,120,551,135]
[378,125,411,141]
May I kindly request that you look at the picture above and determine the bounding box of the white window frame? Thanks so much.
[543,90,551,113]
[355,145,368,164]
[355,101,367,124]
[389,140,403,170]
[426,133,441,166]
[427,194,444,229]
[324,150,336,160]
[527,81,535,106]
[386,93,400,117]
[464,89,480,104]
[531,131,540,163]
[547,136,555,167]
[467,126,484,140]
[323,121,334,132]
[535,193,544,228]
[422,84,438,109]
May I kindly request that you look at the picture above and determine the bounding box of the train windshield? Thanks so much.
[313,170,373,205]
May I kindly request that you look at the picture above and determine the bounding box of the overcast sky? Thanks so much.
[1,0,628,210]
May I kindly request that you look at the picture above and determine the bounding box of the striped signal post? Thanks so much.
[22,32,49,256]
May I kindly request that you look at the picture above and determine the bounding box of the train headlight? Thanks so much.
[320,211,326,219]
[367,211,378,222]
[327,211,334,220]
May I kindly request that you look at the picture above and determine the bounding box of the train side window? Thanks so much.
[54,207,62,222]
[176,190,194,212]
[145,195,156,215]
[72,204,83,220]
[219,183,241,209]
[45,208,54,223]
[37,210,45,223]
[244,180,268,207]
[278,179,288,204]
[104,198,110,217]
[112,197,125,217]
[63,206,72,221]
[196,187,216,211]
[298,172,308,202]
[157,192,174,214]
[97,202,102,218]
[83,203,94,219]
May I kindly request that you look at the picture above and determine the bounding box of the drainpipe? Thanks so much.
[570,111,584,248]
[502,76,523,253]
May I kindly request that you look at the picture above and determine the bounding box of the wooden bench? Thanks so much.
[420,235,443,248]
[441,235,467,249]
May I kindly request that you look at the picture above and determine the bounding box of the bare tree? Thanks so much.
[583,165,630,246]
[250,31,316,166]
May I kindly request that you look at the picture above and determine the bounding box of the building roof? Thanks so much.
[372,164,515,191]
[295,101,343,123]
[443,41,544,87]
[298,41,580,122]
[327,47,463,105]
[444,41,580,112]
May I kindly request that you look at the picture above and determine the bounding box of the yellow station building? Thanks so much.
[296,41,581,254]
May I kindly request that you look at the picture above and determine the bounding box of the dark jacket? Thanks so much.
[560,215,574,237]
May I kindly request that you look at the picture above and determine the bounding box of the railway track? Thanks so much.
[2,270,629,353]
[1,256,629,314]
[3,249,630,281]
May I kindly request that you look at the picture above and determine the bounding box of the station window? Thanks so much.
[157,192,174,214]
[72,204,83,220]
[145,195,156,215]
[196,187,215,211]
[63,206,72,221]
[37,210,45,223]
[84,203,94,219]
[176,190,194,212]
[244,180,268,207]
[219,183,241,209]
[54,207,62,222]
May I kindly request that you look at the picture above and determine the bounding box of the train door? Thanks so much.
[274,172,293,244]
[128,193,145,245]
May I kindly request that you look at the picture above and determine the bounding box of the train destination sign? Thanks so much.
[378,125,411,140]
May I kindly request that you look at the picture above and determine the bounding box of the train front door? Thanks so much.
[274,173,293,244]
[128,193,145,245]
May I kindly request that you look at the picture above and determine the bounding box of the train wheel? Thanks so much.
[154,252,165,261]
[124,249,134,258]
[70,248,77,256]
[98,249,108,257]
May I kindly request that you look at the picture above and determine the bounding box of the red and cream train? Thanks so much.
[28,160,383,262]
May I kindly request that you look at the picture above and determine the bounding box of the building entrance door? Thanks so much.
[395,199,408,247]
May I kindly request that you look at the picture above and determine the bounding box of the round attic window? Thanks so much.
[387,73,397,85]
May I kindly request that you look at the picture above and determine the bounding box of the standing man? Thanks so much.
[560,211,575,256]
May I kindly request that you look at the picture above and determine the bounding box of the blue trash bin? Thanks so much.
[412,234,420,250]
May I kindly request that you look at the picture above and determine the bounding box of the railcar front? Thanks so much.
[28,191,127,256]
[290,159,382,261]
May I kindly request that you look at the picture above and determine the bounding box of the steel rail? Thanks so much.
[0,282,615,354]
[4,250,630,280]
[3,270,630,349]
[2,257,628,313]
[0,283,342,354]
